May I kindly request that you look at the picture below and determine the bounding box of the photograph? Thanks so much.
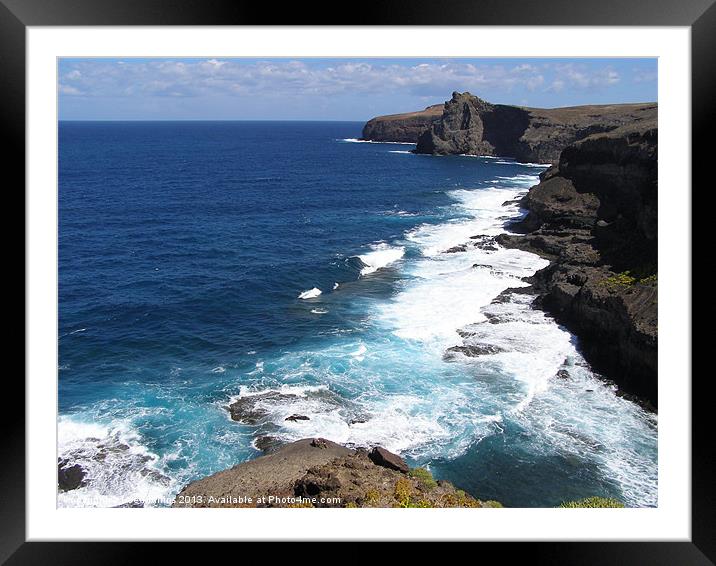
[57,56,659,510]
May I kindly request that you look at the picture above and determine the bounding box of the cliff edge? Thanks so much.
[497,118,658,407]
[362,92,657,164]
[361,104,444,143]
[173,438,500,508]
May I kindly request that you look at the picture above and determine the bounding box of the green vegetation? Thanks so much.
[600,271,657,291]
[441,489,480,508]
[481,500,504,508]
[600,271,636,290]
[393,477,414,507]
[363,488,380,507]
[409,467,438,489]
[559,496,625,508]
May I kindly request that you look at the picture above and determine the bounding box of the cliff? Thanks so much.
[497,119,658,407]
[173,438,500,508]
[362,92,657,163]
[360,104,444,142]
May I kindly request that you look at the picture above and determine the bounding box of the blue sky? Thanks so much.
[58,58,657,121]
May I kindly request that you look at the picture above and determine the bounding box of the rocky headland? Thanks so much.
[172,438,500,508]
[497,118,658,408]
[363,92,658,409]
[360,103,444,143]
[168,97,658,507]
[363,91,657,164]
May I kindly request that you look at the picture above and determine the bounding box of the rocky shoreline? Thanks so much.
[498,119,658,409]
[172,438,500,508]
[159,98,660,505]
[363,91,656,165]
[363,92,658,409]
[361,103,444,143]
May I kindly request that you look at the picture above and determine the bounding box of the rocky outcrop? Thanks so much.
[363,92,657,163]
[368,446,409,473]
[58,459,87,492]
[497,119,658,407]
[361,104,444,143]
[228,391,306,424]
[173,438,500,508]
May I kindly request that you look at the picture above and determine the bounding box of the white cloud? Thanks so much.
[59,84,82,95]
[551,63,620,90]
[57,59,627,100]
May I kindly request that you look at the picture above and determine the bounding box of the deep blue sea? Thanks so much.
[58,121,657,508]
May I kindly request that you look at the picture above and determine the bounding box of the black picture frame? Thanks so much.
[5,0,712,561]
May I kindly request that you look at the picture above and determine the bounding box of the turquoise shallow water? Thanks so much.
[58,121,657,507]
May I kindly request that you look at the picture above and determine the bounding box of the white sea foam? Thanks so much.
[298,287,322,299]
[388,150,413,154]
[220,166,654,506]
[356,243,405,275]
[495,160,552,167]
[311,308,328,315]
[231,380,480,458]
[57,415,178,508]
[234,383,330,400]
[350,343,367,361]
[339,138,415,145]
[380,185,546,344]
[333,282,340,290]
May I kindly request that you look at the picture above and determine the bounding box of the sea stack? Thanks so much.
[363,91,657,164]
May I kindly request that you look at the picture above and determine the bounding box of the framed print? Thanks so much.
[6,0,713,561]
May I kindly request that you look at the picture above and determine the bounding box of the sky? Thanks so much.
[58,58,657,121]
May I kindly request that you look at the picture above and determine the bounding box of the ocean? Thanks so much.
[58,121,657,508]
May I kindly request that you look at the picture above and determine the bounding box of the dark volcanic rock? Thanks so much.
[499,120,658,407]
[285,414,310,422]
[368,447,409,473]
[444,344,505,358]
[294,469,342,498]
[407,91,656,163]
[445,244,468,253]
[361,104,444,143]
[227,391,296,424]
[254,435,282,453]
[58,459,87,492]
[556,369,571,380]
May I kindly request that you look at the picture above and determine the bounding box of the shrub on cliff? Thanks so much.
[559,496,625,508]
[409,467,438,489]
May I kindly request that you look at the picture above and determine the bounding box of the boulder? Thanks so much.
[368,447,409,473]
[285,414,310,422]
[227,391,296,424]
[58,459,87,492]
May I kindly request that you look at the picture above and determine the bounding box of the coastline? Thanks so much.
[363,92,658,408]
[168,152,658,508]
[497,121,658,409]
[58,119,658,509]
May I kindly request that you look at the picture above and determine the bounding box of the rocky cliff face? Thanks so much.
[497,119,658,407]
[360,104,444,142]
[173,438,499,508]
[363,92,657,164]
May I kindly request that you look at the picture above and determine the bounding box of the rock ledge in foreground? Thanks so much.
[173,438,500,508]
